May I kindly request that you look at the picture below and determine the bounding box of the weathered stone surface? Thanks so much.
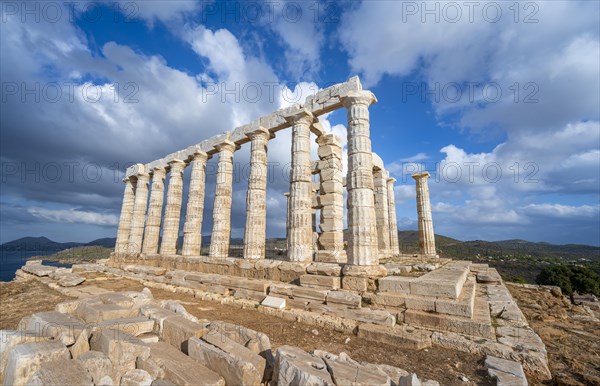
[342,276,368,292]
[3,341,70,386]
[372,292,407,308]
[98,317,155,337]
[332,308,395,326]
[272,345,335,386]
[76,351,112,385]
[27,311,85,345]
[26,359,93,386]
[188,333,266,386]
[137,342,224,386]
[300,274,341,290]
[342,264,388,278]
[306,262,342,276]
[262,295,286,310]
[435,279,476,318]
[326,291,362,307]
[484,356,528,386]
[57,273,85,287]
[378,276,414,294]
[21,264,57,277]
[69,329,90,359]
[75,301,138,324]
[90,328,150,381]
[399,373,422,386]
[120,369,154,386]
[404,309,495,340]
[320,353,391,386]
[279,262,310,283]
[293,286,329,302]
[405,295,436,312]
[0,331,53,377]
[123,265,167,276]
[357,324,432,350]
[206,321,273,365]
[161,315,208,353]
[139,305,178,335]
[409,264,469,299]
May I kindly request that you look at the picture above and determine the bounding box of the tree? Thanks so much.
[536,264,600,300]
[536,265,573,295]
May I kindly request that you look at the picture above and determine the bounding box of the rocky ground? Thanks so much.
[508,284,600,385]
[1,272,495,385]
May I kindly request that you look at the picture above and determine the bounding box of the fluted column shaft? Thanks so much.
[243,128,270,259]
[115,177,136,255]
[209,141,236,258]
[387,177,400,255]
[287,110,314,262]
[182,152,209,256]
[413,172,436,256]
[160,160,186,255]
[374,169,391,257]
[343,91,379,266]
[142,167,166,254]
[128,173,150,254]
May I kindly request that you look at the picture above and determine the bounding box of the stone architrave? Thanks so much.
[209,141,236,258]
[343,91,379,266]
[142,167,166,255]
[182,151,210,256]
[159,160,186,255]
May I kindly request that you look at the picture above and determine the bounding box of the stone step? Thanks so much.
[300,274,341,290]
[357,324,432,350]
[409,261,471,299]
[435,278,477,318]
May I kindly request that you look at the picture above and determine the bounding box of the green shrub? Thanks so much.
[536,264,600,296]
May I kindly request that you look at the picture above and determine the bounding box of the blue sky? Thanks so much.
[1,1,599,246]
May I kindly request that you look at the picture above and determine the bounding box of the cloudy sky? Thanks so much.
[1,1,599,246]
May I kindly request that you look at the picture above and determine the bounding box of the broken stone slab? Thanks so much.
[320,353,391,386]
[378,276,414,294]
[331,308,396,326]
[120,369,154,386]
[139,305,178,335]
[55,299,81,314]
[90,328,150,381]
[26,358,94,386]
[404,308,496,340]
[98,317,155,337]
[399,373,422,386]
[484,355,528,386]
[357,324,432,350]
[0,331,54,380]
[56,273,86,287]
[233,288,267,302]
[326,291,362,308]
[76,351,112,385]
[300,274,341,290]
[306,262,343,276]
[3,341,70,386]
[292,286,329,302]
[21,264,57,277]
[138,333,160,344]
[272,345,335,386]
[27,311,85,345]
[161,315,208,353]
[75,301,138,324]
[206,321,274,368]
[384,263,413,275]
[69,329,90,359]
[136,342,225,386]
[188,333,266,386]
[154,300,199,323]
[261,295,286,310]
[123,265,167,276]
[269,283,295,297]
[342,264,388,278]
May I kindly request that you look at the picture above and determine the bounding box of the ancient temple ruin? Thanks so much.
[113,76,436,265]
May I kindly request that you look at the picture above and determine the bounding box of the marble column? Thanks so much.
[373,168,391,257]
[127,172,150,254]
[413,171,437,257]
[141,167,166,255]
[342,91,379,266]
[316,133,345,263]
[209,140,236,258]
[387,176,400,256]
[243,128,270,259]
[182,151,209,256]
[115,177,136,255]
[286,110,314,262]
[159,160,186,255]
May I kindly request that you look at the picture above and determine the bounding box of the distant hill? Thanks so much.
[0,236,116,252]
[84,238,116,248]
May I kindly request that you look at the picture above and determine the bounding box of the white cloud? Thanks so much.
[27,207,118,226]
[522,203,600,219]
[400,153,429,162]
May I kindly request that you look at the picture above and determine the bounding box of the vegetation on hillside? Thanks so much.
[536,265,600,298]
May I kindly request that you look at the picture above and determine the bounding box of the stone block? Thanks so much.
[357,324,432,350]
[98,317,155,337]
[384,263,412,275]
[405,295,436,312]
[261,296,286,310]
[233,288,266,302]
[69,329,90,359]
[306,262,343,276]
[269,283,295,297]
[161,315,208,353]
[378,276,414,294]
[27,311,85,345]
[139,305,178,335]
[373,292,407,308]
[404,309,495,340]
[21,264,57,277]
[342,276,368,292]
[55,300,80,314]
[90,328,150,381]
[57,273,85,287]
[254,260,282,281]
[0,330,53,377]
[75,302,138,324]
[279,262,309,283]
[435,280,476,318]
[326,291,362,307]
[314,250,347,263]
[292,286,329,302]
[484,355,528,386]
[300,274,341,290]
[188,334,266,386]
[272,345,334,386]
[206,321,274,369]
[26,359,93,386]
[76,351,112,385]
[120,369,153,386]
[123,265,167,276]
[137,342,224,386]
[332,308,396,326]
[321,355,390,386]
[3,341,70,386]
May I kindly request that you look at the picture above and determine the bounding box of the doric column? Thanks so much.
[316,134,345,263]
[182,151,209,256]
[387,176,400,256]
[127,172,150,254]
[115,177,136,255]
[412,171,437,257]
[343,91,379,266]
[142,167,166,255]
[243,128,270,259]
[374,168,391,257]
[286,110,314,262]
[284,192,290,239]
[159,160,186,255]
[209,140,236,258]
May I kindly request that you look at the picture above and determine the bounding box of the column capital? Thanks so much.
[342,90,377,108]
[134,172,150,181]
[191,150,210,162]
[284,108,314,126]
[214,139,237,153]
[246,127,271,141]
[387,176,397,184]
[412,171,430,181]
[150,166,166,177]
[168,159,186,172]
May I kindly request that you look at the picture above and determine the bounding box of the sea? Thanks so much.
[0,251,72,282]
